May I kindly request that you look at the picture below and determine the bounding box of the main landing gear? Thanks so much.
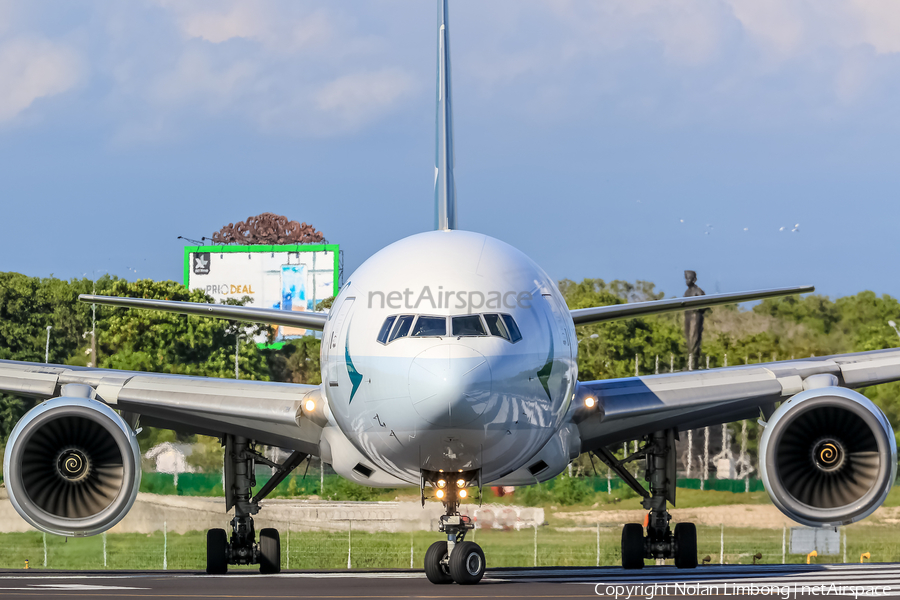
[594,429,698,570]
[206,435,308,574]
[422,471,485,585]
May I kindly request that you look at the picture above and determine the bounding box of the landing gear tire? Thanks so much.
[621,523,645,570]
[674,523,698,569]
[449,541,485,585]
[424,541,453,584]
[206,529,228,574]
[259,528,281,574]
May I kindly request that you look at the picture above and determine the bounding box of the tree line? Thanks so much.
[1,272,898,467]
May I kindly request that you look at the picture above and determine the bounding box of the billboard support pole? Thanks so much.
[235,332,240,380]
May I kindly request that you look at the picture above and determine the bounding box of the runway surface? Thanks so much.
[0,564,898,599]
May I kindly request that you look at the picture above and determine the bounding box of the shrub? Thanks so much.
[325,478,389,502]
[551,472,595,506]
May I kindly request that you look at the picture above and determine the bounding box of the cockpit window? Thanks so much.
[483,314,510,340]
[452,315,487,337]
[502,314,522,343]
[484,313,523,343]
[378,313,521,343]
[377,316,397,345]
[412,316,447,337]
[389,315,414,342]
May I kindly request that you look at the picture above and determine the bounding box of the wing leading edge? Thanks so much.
[79,294,328,331]
[0,360,324,455]
[569,285,814,326]
[573,347,900,453]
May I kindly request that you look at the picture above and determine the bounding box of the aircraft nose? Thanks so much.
[408,344,492,428]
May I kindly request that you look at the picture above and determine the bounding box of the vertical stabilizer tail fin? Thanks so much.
[434,0,456,230]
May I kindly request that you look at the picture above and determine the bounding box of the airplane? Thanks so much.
[1,0,899,586]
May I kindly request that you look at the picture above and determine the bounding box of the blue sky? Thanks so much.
[1,0,899,300]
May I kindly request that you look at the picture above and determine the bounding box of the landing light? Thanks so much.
[584,397,596,409]
[304,399,316,413]
[456,479,466,488]
[436,489,445,499]
[437,479,447,489]
[459,489,467,499]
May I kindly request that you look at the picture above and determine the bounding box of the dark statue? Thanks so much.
[212,213,324,245]
[683,270,706,370]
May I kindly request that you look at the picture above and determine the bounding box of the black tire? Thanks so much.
[424,541,453,584]
[259,528,281,574]
[448,541,485,585]
[674,523,698,569]
[206,529,228,575]
[621,523,645,570]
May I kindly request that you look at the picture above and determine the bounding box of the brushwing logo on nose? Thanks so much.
[345,327,362,403]
[536,327,554,401]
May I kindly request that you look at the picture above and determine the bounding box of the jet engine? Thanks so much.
[759,386,897,527]
[3,388,141,537]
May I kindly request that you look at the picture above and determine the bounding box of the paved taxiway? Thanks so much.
[0,564,898,599]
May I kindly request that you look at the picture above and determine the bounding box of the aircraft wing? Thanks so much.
[569,285,814,326]
[0,360,324,455]
[574,347,900,452]
[79,294,329,332]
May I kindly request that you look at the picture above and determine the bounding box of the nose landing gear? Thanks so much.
[422,471,485,585]
[594,429,698,570]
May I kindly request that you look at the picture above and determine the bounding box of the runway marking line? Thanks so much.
[0,584,147,591]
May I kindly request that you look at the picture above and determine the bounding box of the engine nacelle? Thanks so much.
[3,390,141,537]
[759,386,897,527]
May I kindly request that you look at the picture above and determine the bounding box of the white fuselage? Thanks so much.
[321,230,578,485]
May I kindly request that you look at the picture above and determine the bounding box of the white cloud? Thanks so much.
[6,0,900,139]
[152,49,256,110]
[314,68,417,133]
[101,1,412,138]
[179,6,267,44]
[727,1,809,57]
[0,37,83,122]
[853,0,900,54]
[155,0,333,50]
[153,0,266,43]
[453,0,900,126]
[727,0,900,57]
[542,0,732,66]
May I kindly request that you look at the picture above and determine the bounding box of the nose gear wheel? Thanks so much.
[422,469,485,585]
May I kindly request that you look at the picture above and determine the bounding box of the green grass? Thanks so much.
[2,522,898,571]
[3,487,898,571]
[878,486,900,507]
